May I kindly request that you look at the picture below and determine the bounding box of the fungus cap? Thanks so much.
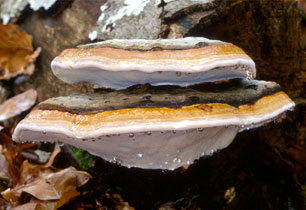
[51,37,256,89]
[13,80,294,170]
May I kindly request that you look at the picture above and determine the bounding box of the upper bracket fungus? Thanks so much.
[13,37,294,170]
[51,37,256,89]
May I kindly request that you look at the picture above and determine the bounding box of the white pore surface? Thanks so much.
[52,64,253,89]
[14,126,239,170]
[82,37,227,49]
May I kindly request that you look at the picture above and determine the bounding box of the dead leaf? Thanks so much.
[0,145,10,187]
[0,127,38,187]
[0,127,92,209]
[158,201,175,210]
[224,186,236,204]
[106,193,134,210]
[0,24,41,80]
[11,202,38,210]
[0,130,23,186]
[0,89,37,121]
[18,160,54,186]
[1,161,92,209]
[0,197,11,209]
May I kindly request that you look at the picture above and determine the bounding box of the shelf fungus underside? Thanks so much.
[13,79,294,170]
[51,38,256,89]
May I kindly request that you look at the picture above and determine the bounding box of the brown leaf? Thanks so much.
[0,24,41,80]
[18,160,54,186]
[106,193,135,210]
[1,162,92,209]
[11,202,38,210]
[0,127,38,189]
[36,189,80,210]
[0,197,11,209]
[0,131,24,186]
[158,201,175,210]
[0,145,10,185]
[0,89,37,121]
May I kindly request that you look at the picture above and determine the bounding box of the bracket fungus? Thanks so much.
[51,37,256,89]
[13,37,294,170]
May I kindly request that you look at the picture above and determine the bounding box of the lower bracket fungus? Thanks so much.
[13,80,294,170]
[12,37,294,170]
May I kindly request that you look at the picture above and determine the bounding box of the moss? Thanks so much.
[71,147,93,171]
[298,9,306,20]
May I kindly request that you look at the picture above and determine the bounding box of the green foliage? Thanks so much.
[298,9,306,20]
[71,147,93,171]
